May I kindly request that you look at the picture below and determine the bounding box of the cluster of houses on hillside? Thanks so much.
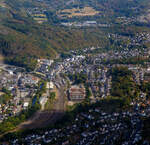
[116,16,137,25]
[11,99,150,144]
[108,32,150,50]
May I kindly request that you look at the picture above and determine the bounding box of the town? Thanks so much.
[1,0,150,144]
[0,31,150,123]
[11,101,150,145]
[1,31,150,144]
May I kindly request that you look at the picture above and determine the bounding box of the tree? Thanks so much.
[110,67,136,101]
[50,92,56,100]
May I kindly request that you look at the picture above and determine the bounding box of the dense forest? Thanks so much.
[110,67,140,103]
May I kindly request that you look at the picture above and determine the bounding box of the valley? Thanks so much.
[0,0,150,144]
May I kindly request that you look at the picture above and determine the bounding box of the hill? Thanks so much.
[0,0,150,70]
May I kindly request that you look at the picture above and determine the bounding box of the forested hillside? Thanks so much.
[0,0,150,70]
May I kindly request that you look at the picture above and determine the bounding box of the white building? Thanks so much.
[39,96,48,110]
[23,102,29,108]
[46,82,54,89]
